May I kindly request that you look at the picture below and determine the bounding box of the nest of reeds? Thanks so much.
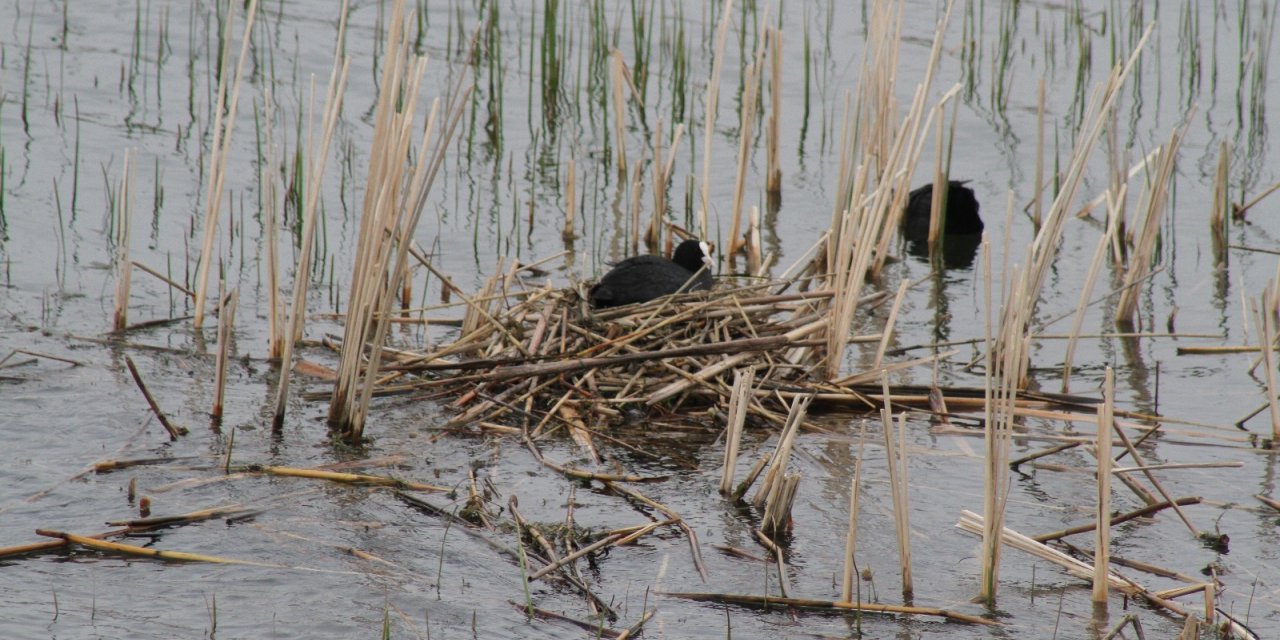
[376,266,903,437]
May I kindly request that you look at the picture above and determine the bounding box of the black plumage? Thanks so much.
[901,180,983,240]
[589,239,714,308]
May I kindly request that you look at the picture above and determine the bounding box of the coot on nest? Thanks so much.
[589,239,714,308]
[901,180,983,240]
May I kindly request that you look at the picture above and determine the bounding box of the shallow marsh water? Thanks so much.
[2,0,1280,638]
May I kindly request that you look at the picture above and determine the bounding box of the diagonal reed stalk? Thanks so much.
[881,374,912,596]
[271,0,351,429]
[1115,115,1192,327]
[192,0,257,329]
[1061,187,1124,393]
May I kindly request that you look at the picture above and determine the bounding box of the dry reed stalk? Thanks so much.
[719,367,754,494]
[262,88,284,359]
[1032,77,1046,229]
[840,428,866,603]
[35,529,280,567]
[820,3,956,379]
[698,0,733,238]
[648,122,684,250]
[628,149,645,254]
[880,376,913,596]
[980,232,1027,605]
[602,480,707,581]
[727,13,767,257]
[329,13,474,440]
[127,261,194,298]
[1061,189,1123,392]
[745,205,762,275]
[765,26,782,194]
[211,289,238,420]
[1021,26,1153,326]
[1093,367,1114,604]
[242,464,447,492]
[661,592,996,626]
[1032,497,1201,543]
[609,49,628,175]
[1255,287,1280,442]
[750,394,810,528]
[1116,118,1191,326]
[271,1,351,428]
[123,355,184,440]
[873,279,911,368]
[112,149,135,332]
[1210,141,1230,265]
[563,158,576,240]
[926,110,946,246]
[192,0,258,329]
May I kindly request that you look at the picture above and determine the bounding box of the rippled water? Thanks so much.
[3,1,1280,638]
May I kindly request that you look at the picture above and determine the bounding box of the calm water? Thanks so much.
[2,0,1279,638]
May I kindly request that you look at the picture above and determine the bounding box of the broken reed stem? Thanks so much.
[112,149,135,332]
[840,427,865,603]
[880,377,912,597]
[1023,25,1153,324]
[765,25,782,194]
[719,367,754,494]
[1116,116,1190,326]
[262,87,284,360]
[192,0,258,329]
[1093,367,1114,605]
[648,122,684,250]
[1210,141,1230,265]
[753,394,811,539]
[609,49,628,175]
[728,27,765,257]
[124,355,184,440]
[746,206,762,275]
[698,0,733,238]
[212,289,238,420]
[272,1,351,428]
[1256,286,1280,442]
[562,158,576,240]
[873,279,910,369]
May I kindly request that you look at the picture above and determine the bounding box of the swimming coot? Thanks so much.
[589,239,714,308]
[901,180,983,240]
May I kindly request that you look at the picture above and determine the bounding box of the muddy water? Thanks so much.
[2,1,1279,638]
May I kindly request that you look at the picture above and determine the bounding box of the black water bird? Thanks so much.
[900,180,984,240]
[589,239,714,308]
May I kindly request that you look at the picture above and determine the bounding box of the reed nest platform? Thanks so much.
[368,268,1097,436]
